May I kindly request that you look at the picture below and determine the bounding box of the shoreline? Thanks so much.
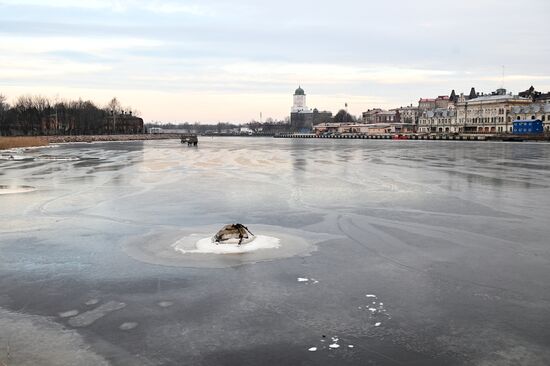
[0,134,181,151]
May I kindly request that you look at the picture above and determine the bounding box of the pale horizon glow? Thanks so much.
[1,0,549,123]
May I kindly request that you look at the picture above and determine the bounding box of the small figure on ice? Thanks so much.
[213,224,254,245]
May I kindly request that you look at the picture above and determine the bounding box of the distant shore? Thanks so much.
[0,134,182,150]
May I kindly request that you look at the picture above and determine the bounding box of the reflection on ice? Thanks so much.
[173,235,280,254]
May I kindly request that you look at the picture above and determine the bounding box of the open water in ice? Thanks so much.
[1,137,550,365]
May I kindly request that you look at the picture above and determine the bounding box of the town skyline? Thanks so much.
[2,0,550,123]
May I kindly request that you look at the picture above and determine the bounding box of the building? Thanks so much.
[373,110,399,123]
[312,108,333,125]
[418,98,436,111]
[290,86,331,132]
[396,105,420,125]
[455,88,532,133]
[510,103,550,132]
[362,108,383,124]
[418,107,458,133]
[290,86,313,132]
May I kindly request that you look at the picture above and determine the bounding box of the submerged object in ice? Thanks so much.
[213,223,254,245]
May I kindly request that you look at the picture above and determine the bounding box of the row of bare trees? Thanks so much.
[0,94,142,136]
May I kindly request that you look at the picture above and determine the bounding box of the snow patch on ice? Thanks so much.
[329,343,340,349]
[59,310,79,318]
[173,235,280,255]
[158,301,174,308]
[308,347,317,352]
[85,299,100,306]
[375,322,381,327]
[119,322,138,330]
[297,277,309,282]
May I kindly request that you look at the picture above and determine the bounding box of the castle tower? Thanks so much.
[292,86,309,112]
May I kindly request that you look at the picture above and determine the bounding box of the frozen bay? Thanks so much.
[1,137,550,365]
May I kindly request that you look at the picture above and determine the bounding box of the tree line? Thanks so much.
[0,94,143,136]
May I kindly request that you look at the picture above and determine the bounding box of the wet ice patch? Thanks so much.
[119,322,138,330]
[173,235,280,255]
[68,301,126,327]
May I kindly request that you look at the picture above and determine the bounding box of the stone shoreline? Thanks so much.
[1,134,183,151]
[47,134,182,144]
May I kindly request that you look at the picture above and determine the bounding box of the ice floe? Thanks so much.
[124,224,325,268]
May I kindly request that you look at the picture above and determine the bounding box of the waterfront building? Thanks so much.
[418,106,458,133]
[290,86,313,132]
[373,110,399,123]
[455,88,532,133]
[510,103,550,132]
[396,105,420,125]
[362,108,383,123]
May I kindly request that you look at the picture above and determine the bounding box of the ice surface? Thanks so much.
[2,139,550,365]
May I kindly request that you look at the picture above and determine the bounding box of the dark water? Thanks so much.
[1,138,549,365]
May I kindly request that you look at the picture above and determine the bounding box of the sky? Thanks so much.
[1,0,549,123]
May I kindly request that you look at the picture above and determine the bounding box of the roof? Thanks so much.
[294,86,305,95]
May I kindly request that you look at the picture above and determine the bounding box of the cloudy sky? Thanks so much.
[1,0,549,123]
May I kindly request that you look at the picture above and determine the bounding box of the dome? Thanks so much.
[294,86,305,95]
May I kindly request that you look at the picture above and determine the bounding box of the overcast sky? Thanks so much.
[1,0,549,123]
